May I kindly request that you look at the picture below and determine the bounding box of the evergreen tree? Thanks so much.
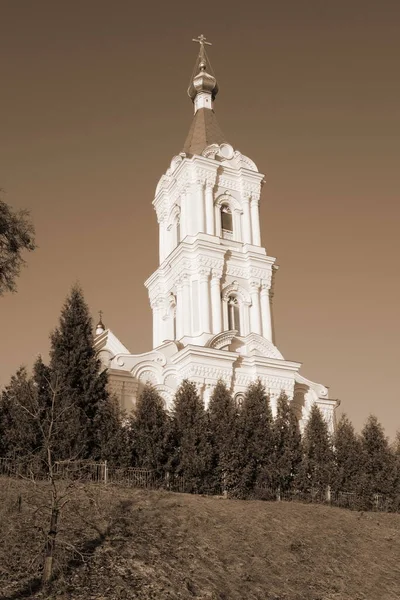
[236,380,274,497]
[94,395,130,467]
[359,415,395,500]
[128,385,170,475]
[332,414,362,493]
[207,380,240,494]
[296,404,333,493]
[49,285,109,460]
[170,380,212,493]
[0,366,39,460]
[272,393,302,493]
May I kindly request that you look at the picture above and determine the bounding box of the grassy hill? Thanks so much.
[1,478,399,600]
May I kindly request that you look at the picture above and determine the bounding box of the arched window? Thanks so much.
[227,295,241,334]
[234,392,245,409]
[221,204,233,239]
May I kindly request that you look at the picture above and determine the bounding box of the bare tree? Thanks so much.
[0,190,36,296]
[16,373,80,583]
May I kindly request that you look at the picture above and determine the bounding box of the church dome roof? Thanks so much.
[188,65,218,101]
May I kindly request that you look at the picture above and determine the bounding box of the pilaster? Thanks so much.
[250,279,262,335]
[260,281,272,341]
[211,268,223,333]
[250,194,261,246]
[242,192,252,244]
[199,267,211,333]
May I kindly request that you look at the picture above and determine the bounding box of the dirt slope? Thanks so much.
[1,479,399,600]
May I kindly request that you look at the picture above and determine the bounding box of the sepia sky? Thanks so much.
[1,0,399,438]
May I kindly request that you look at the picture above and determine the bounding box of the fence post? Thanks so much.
[326,485,331,504]
[222,471,228,499]
[276,487,281,502]
[104,460,108,485]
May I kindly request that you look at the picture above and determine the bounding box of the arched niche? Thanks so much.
[214,194,242,241]
[221,282,251,336]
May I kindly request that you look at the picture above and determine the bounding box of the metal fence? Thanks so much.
[254,483,395,512]
[0,458,397,512]
[0,457,182,491]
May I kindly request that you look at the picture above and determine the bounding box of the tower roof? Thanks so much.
[183,108,226,155]
[183,35,227,156]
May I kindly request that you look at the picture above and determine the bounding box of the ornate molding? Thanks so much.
[234,372,293,391]
[249,279,260,292]
[218,177,241,191]
[214,193,242,212]
[198,256,224,271]
[205,330,237,350]
[250,267,271,283]
[198,266,210,279]
[242,180,261,195]
[226,264,247,279]
[181,364,232,384]
[244,332,284,359]
[194,167,217,187]
[221,281,251,304]
[211,267,223,280]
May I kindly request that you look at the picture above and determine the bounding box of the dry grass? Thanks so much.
[0,477,399,599]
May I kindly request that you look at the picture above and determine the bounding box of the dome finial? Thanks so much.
[192,34,212,71]
[188,34,218,112]
[95,310,105,335]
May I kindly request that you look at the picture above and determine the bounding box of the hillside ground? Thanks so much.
[0,477,399,600]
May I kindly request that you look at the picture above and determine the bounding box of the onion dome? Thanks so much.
[188,62,218,102]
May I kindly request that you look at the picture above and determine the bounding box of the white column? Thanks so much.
[180,192,187,240]
[170,222,178,252]
[165,224,172,257]
[215,203,222,237]
[159,218,166,263]
[211,269,222,333]
[205,184,214,235]
[233,209,242,242]
[152,299,163,348]
[152,302,158,348]
[197,182,205,234]
[199,268,211,333]
[243,303,251,336]
[250,281,262,334]
[260,283,272,341]
[242,194,252,244]
[176,282,183,339]
[182,275,191,336]
[250,195,261,246]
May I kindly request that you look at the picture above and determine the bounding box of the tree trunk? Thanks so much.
[42,506,59,583]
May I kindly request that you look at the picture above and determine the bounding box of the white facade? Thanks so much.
[95,41,339,432]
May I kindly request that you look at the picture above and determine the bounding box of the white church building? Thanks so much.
[94,36,339,433]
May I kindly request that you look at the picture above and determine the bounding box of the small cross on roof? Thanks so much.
[192,34,212,46]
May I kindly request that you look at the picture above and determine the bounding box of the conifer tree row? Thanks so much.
[0,285,399,509]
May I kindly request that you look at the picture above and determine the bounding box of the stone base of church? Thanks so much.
[95,328,339,433]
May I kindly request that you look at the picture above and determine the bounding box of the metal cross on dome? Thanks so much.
[192,34,212,47]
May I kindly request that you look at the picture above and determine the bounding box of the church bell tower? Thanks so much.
[95,36,339,432]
